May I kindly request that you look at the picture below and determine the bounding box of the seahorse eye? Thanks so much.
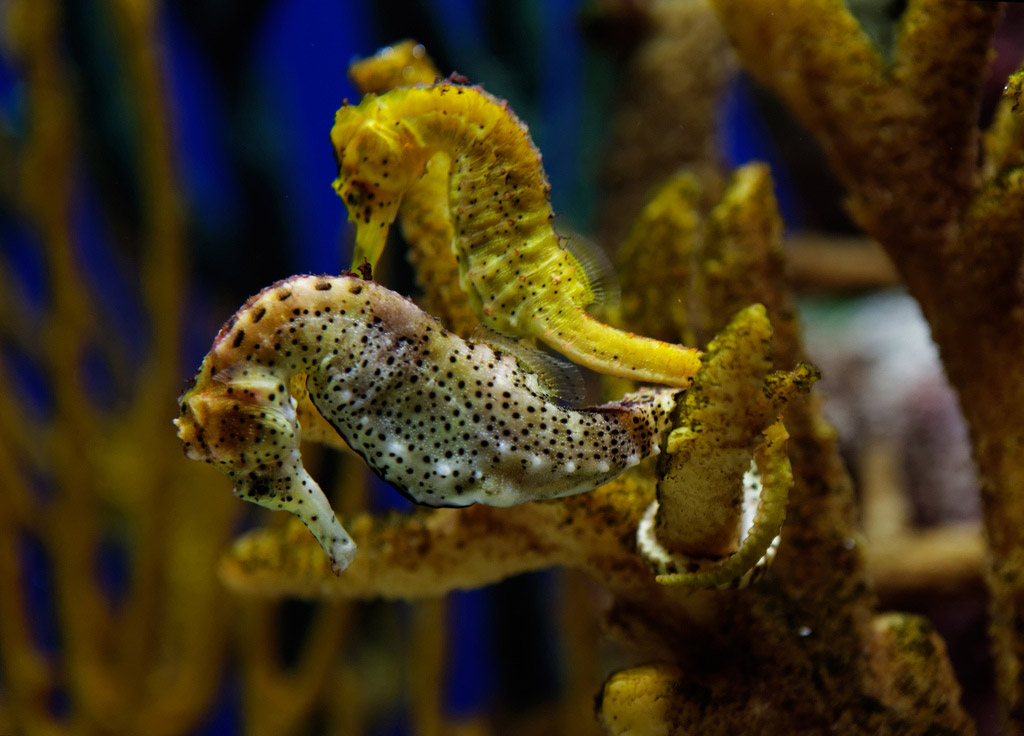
[176,376,197,404]
[342,185,362,206]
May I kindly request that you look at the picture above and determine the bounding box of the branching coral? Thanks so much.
[708,0,1024,727]
[4,1,1004,730]
[644,311,818,588]
[223,154,972,732]
[588,0,737,247]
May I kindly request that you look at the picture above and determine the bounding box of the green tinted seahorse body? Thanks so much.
[175,273,677,573]
[331,83,702,386]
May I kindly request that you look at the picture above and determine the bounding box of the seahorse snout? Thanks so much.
[174,393,214,462]
[175,387,294,471]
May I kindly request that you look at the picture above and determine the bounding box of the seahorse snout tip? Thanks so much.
[174,396,210,462]
[329,539,357,575]
[175,390,240,464]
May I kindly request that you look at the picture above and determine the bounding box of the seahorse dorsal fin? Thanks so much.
[472,326,585,405]
[560,230,620,310]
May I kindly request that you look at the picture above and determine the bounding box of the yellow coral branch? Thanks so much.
[652,421,792,589]
[104,0,192,717]
[0,430,61,736]
[983,61,1024,179]
[240,601,354,736]
[615,172,703,347]
[654,304,775,557]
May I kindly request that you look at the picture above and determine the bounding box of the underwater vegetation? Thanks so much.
[2,0,1023,735]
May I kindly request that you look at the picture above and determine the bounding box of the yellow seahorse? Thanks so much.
[330,82,702,387]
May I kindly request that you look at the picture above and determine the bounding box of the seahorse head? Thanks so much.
[332,98,430,266]
[333,106,429,192]
[174,363,299,474]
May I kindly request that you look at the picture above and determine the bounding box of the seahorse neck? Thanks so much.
[397,85,556,255]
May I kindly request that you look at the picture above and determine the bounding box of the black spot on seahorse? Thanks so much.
[249,482,271,498]
[232,330,246,348]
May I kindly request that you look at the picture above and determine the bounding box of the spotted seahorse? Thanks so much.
[175,273,677,573]
[330,82,702,387]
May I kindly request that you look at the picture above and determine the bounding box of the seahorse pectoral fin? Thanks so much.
[561,230,621,311]
[233,457,357,575]
[471,325,585,404]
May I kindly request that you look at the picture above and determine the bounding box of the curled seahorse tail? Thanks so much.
[538,310,701,387]
[649,421,792,589]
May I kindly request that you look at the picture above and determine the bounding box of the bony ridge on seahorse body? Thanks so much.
[330,82,702,387]
[174,273,677,573]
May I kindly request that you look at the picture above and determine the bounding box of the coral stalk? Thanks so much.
[708,0,1024,726]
